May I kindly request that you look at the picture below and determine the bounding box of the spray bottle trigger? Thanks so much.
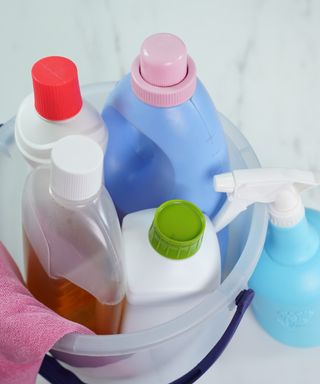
[213,168,320,232]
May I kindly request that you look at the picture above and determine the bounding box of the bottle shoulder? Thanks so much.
[23,168,119,245]
[103,75,228,170]
[15,94,107,166]
[105,75,215,129]
[305,207,320,232]
[250,243,320,302]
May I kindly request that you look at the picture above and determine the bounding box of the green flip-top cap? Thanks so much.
[148,200,206,260]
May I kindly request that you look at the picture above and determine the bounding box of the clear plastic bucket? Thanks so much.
[0,82,268,383]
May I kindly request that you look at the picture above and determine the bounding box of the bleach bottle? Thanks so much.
[214,168,320,347]
[102,33,230,249]
[121,199,220,333]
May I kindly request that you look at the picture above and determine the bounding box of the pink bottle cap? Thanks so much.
[140,33,187,87]
[131,33,197,107]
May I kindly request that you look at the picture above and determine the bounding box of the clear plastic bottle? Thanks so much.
[22,135,125,334]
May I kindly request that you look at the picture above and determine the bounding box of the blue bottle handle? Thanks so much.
[39,289,254,384]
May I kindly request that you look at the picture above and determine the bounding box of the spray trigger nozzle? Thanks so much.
[213,168,320,232]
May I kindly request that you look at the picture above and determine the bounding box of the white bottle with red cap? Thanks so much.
[15,56,107,167]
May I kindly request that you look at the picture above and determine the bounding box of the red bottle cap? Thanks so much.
[32,56,83,121]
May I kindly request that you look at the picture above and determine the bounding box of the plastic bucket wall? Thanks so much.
[0,83,268,383]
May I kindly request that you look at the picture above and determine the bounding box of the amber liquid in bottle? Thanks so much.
[24,231,124,335]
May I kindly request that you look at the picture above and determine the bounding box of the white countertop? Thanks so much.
[1,0,320,383]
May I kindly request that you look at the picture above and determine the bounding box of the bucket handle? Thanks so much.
[39,289,254,384]
[169,288,254,383]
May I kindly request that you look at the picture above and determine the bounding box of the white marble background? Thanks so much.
[1,0,320,383]
[2,0,320,204]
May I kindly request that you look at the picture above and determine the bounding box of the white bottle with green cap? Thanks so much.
[121,200,221,333]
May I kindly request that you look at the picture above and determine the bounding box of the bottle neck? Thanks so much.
[49,186,101,208]
[265,216,319,266]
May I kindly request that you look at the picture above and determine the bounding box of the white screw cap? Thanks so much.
[268,187,305,227]
[50,135,103,202]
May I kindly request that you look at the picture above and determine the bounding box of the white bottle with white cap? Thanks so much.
[22,135,125,335]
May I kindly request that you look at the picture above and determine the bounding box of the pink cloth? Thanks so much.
[0,242,93,384]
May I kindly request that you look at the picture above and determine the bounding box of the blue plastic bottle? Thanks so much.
[250,209,320,347]
[102,33,229,249]
[213,168,320,347]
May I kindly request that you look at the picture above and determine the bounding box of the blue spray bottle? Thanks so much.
[213,168,320,347]
[102,33,230,252]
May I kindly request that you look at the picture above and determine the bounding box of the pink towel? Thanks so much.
[0,242,93,384]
